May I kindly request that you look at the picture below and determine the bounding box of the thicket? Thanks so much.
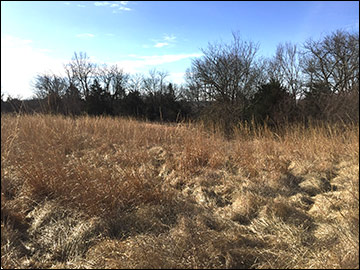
[2,29,359,133]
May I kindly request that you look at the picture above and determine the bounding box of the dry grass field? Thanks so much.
[1,113,359,269]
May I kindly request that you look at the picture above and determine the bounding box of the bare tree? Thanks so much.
[143,69,169,95]
[33,73,67,98]
[158,70,169,94]
[64,52,97,98]
[189,32,261,106]
[111,66,129,99]
[96,64,113,93]
[301,30,359,93]
[299,30,359,122]
[186,32,265,135]
[268,42,304,100]
[33,73,67,113]
[128,73,144,93]
[143,69,159,95]
[96,64,129,99]
[185,67,207,103]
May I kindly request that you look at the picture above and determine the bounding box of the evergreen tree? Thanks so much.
[86,79,112,115]
[63,83,83,115]
[251,79,292,125]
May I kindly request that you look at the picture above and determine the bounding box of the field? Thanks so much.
[1,114,359,269]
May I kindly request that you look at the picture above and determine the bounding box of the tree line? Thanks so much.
[2,29,359,131]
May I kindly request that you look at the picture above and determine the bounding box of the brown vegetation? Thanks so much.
[1,114,359,269]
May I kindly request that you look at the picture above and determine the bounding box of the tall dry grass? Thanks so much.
[1,113,358,269]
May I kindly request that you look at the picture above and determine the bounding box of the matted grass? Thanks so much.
[1,113,358,269]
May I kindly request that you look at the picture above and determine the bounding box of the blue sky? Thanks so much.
[1,1,359,99]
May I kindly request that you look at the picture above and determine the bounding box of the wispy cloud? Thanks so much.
[95,1,132,12]
[154,42,169,48]
[344,20,359,31]
[63,2,70,5]
[118,6,131,11]
[76,33,95,38]
[94,2,110,6]
[164,34,176,42]
[152,34,177,48]
[77,4,86,8]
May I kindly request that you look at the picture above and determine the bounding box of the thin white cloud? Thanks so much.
[97,1,132,12]
[94,2,110,7]
[76,33,95,38]
[164,34,176,42]
[64,2,70,5]
[154,42,169,48]
[112,6,132,13]
[152,34,177,48]
[118,6,131,11]
[344,20,359,31]
[77,4,86,8]
[1,35,67,99]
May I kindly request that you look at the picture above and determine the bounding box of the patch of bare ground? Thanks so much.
[1,114,358,268]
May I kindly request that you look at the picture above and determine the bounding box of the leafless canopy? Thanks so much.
[96,64,129,98]
[33,73,67,99]
[143,69,169,95]
[267,42,304,99]
[188,32,262,105]
[64,52,97,98]
[301,30,359,93]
